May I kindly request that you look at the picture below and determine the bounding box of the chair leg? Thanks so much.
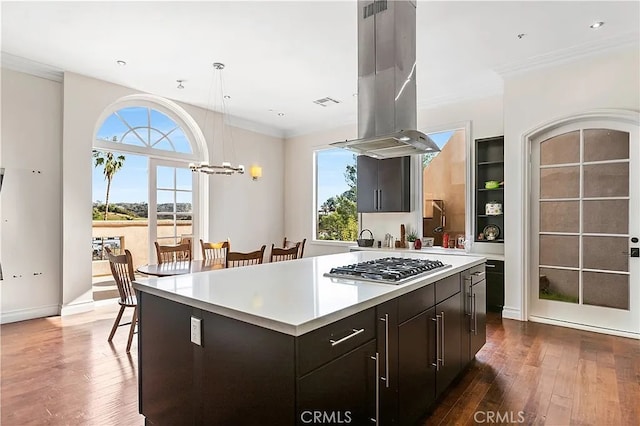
[108,305,126,342]
[126,306,138,354]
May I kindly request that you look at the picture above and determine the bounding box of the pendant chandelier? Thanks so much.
[189,62,244,176]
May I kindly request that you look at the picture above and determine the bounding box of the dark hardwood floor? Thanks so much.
[422,313,640,426]
[1,305,638,425]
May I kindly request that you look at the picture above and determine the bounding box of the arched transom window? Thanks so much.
[96,106,194,156]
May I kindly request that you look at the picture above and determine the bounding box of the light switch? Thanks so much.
[190,316,202,346]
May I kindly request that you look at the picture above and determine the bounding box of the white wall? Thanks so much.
[284,95,504,256]
[0,69,284,321]
[1,69,63,322]
[503,46,640,321]
[61,72,285,315]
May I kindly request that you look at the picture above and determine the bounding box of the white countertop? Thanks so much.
[349,245,505,261]
[133,251,485,336]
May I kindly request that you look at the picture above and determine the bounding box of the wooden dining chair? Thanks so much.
[283,237,306,258]
[154,241,192,264]
[226,245,266,268]
[270,243,300,263]
[105,247,138,353]
[200,239,230,264]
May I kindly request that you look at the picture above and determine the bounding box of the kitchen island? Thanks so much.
[133,251,486,425]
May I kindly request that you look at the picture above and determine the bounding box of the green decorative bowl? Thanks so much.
[485,180,500,189]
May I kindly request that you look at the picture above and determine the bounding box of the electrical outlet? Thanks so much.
[190,316,202,346]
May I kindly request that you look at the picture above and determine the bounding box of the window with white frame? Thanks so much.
[96,106,193,154]
[315,149,358,241]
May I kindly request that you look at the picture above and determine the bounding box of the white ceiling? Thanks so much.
[2,1,639,138]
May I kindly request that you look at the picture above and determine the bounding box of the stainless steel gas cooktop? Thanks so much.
[324,257,451,284]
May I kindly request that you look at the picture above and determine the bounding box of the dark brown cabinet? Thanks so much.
[357,155,410,212]
[376,300,399,425]
[435,293,463,396]
[297,340,377,425]
[461,265,487,365]
[398,306,436,425]
[475,136,504,243]
[486,259,504,312]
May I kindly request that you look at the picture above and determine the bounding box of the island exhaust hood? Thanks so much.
[331,0,439,159]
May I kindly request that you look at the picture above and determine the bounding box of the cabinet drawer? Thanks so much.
[435,273,461,304]
[296,308,376,377]
[465,264,486,285]
[485,259,504,273]
[398,283,435,324]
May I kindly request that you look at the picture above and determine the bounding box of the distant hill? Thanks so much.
[92,202,192,220]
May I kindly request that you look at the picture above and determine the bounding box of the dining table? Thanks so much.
[136,259,225,277]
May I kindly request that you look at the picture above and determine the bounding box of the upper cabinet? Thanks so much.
[357,156,411,213]
[475,136,504,243]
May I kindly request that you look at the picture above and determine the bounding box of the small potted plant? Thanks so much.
[406,228,418,250]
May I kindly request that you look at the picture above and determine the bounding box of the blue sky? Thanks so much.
[92,152,148,203]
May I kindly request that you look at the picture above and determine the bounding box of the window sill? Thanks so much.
[310,240,356,247]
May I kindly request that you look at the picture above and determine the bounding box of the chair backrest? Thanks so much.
[226,245,266,268]
[283,237,306,258]
[106,248,136,306]
[200,239,230,262]
[154,241,192,264]
[270,243,300,262]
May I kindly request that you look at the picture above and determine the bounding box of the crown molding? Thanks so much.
[495,32,640,77]
[1,52,64,82]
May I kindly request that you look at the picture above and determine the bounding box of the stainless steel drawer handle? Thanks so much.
[380,314,389,388]
[330,328,365,346]
[369,352,379,425]
[473,271,486,277]
[440,311,445,367]
[485,264,496,268]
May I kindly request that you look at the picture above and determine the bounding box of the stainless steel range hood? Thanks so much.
[331,0,439,158]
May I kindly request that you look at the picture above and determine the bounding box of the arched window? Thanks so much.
[97,106,193,154]
[92,96,208,265]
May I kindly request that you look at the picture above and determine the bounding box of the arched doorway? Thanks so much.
[92,95,208,282]
[525,110,639,337]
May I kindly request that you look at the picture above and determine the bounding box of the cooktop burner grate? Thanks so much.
[324,257,451,284]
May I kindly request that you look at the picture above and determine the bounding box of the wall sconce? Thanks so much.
[250,165,262,181]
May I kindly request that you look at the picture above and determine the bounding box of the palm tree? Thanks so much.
[93,150,126,220]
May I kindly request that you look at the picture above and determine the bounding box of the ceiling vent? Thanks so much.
[313,97,341,107]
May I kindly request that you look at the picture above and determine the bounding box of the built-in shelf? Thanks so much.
[475,136,505,244]
[477,214,503,218]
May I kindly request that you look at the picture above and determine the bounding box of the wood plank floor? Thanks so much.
[422,313,640,426]
[1,303,143,425]
[2,305,638,425]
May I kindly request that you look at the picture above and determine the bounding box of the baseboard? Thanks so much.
[529,315,640,340]
[1,304,60,324]
[60,300,95,316]
[501,306,523,321]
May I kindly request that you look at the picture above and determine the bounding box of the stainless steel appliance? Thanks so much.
[330,1,440,158]
[324,257,451,284]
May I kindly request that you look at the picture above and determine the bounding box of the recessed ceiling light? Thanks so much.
[116,60,127,66]
[176,80,185,89]
[352,93,358,97]
[278,112,285,117]
[517,33,526,40]
[590,21,604,29]
[223,95,231,99]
